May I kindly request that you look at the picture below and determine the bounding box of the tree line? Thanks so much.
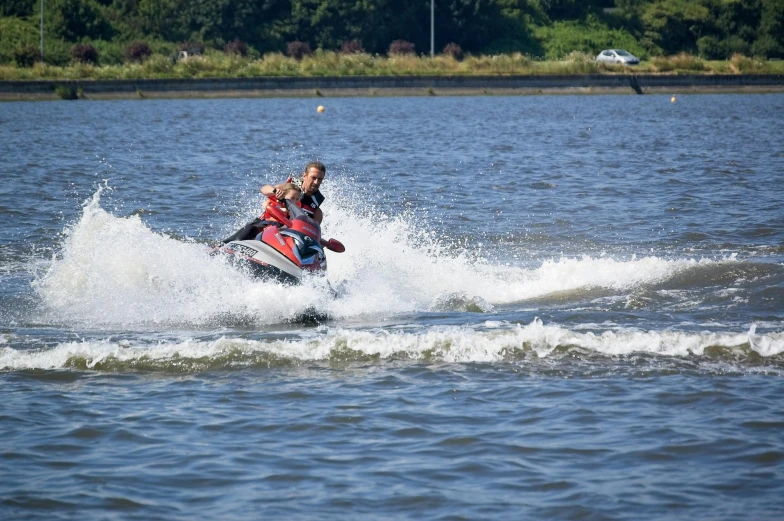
[1,0,783,66]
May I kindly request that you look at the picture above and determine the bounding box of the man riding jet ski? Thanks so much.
[217,192,344,285]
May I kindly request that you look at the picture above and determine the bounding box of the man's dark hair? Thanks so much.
[305,161,326,174]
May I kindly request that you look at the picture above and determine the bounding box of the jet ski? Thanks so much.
[215,197,344,285]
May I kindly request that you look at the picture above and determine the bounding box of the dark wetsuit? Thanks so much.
[286,176,325,218]
[220,217,272,244]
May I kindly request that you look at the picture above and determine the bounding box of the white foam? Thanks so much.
[2,320,782,370]
[318,189,716,317]
[33,186,732,327]
[34,188,328,327]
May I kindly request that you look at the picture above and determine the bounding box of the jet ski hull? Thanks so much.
[219,239,303,285]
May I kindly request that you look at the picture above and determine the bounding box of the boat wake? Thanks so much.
[2,320,782,372]
[27,187,776,330]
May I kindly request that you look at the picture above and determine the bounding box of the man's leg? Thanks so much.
[221,218,262,244]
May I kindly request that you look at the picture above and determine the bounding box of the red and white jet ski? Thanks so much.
[216,197,345,285]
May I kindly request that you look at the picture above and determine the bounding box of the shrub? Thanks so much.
[71,44,99,64]
[442,42,463,60]
[126,41,153,63]
[224,39,249,57]
[340,39,365,54]
[14,45,41,67]
[730,54,766,73]
[725,36,750,58]
[652,53,705,72]
[42,39,71,66]
[55,85,78,99]
[0,17,39,65]
[563,51,594,63]
[286,41,312,60]
[178,41,204,55]
[141,54,174,75]
[751,35,784,59]
[697,36,725,60]
[388,39,415,56]
[90,40,125,65]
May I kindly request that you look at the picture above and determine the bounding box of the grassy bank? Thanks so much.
[2,51,783,81]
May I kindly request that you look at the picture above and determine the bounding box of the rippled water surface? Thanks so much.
[2,94,784,520]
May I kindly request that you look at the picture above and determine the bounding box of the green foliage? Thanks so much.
[141,54,174,74]
[752,34,784,58]
[539,0,604,20]
[641,0,711,55]
[13,45,41,66]
[46,0,113,41]
[473,1,543,55]
[651,52,706,72]
[3,48,784,82]
[137,0,176,38]
[55,84,78,98]
[756,0,784,58]
[0,16,39,64]
[729,53,768,72]
[433,0,530,55]
[535,17,648,59]
[2,0,784,72]
[91,39,125,64]
[635,0,782,59]
[46,39,76,65]
[697,35,725,60]
[0,0,37,17]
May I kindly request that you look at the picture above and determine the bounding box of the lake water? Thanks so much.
[1,94,783,520]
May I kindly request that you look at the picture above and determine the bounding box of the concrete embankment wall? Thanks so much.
[2,74,783,99]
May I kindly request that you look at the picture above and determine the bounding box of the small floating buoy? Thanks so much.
[317,105,325,113]
[671,95,677,103]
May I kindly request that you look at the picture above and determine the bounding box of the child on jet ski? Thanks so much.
[260,183,301,218]
[220,184,303,244]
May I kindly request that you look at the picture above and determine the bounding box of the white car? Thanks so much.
[596,49,640,65]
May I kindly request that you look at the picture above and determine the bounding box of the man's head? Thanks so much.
[301,161,326,196]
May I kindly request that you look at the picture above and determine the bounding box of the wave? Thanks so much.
[27,186,761,329]
[2,320,782,373]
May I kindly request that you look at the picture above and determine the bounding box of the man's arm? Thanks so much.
[312,207,323,223]
[261,184,281,197]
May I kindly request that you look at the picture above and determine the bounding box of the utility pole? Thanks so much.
[40,0,44,60]
[430,0,434,57]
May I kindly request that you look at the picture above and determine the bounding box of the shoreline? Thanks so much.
[2,74,783,100]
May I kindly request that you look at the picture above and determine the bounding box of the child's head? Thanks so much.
[279,183,301,200]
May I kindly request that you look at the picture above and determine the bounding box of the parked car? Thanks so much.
[596,49,640,65]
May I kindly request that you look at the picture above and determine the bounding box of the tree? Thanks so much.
[539,0,604,19]
[138,0,178,39]
[483,0,545,55]
[0,0,37,17]
[641,0,712,55]
[46,0,113,41]
[755,0,784,57]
